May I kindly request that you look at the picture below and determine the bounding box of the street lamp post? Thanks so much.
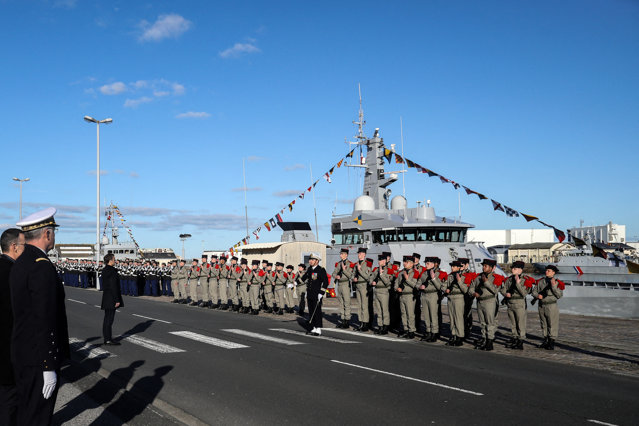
[84,115,113,290]
[12,177,30,220]
[179,234,192,260]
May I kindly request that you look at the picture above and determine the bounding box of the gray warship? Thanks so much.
[326,105,500,274]
[100,203,140,260]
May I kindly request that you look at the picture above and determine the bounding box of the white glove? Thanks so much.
[42,371,57,399]
[287,284,294,289]
[317,293,323,301]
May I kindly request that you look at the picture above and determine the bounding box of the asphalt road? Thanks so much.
[62,287,638,425]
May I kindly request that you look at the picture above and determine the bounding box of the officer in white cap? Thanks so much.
[301,253,329,336]
[10,207,70,425]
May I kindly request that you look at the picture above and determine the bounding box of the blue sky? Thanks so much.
[1,0,637,258]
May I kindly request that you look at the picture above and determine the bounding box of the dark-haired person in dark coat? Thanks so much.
[101,253,124,346]
[0,228,25,426]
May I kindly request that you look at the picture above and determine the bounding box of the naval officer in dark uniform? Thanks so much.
[1,228,25,426]
[101,253,123,346]
[10,208,70,426]
[302,253,329,336]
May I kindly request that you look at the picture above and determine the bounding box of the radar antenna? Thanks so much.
[353,83,366,141]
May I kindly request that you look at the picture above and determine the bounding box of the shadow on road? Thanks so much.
[92,365,174,425]
[54,360,145,425]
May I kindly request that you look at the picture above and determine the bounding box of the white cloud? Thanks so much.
[231,187,262,192]
[273,190,301,198]
[172,83,185,95]
[176,111,211,119]
[124,96,153,108]
[219,42,261,59]
[139,14,192,42]
[130,171,140,178]
[284,164,305,171]
[99,82,127,95]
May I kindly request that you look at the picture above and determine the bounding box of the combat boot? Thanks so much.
[406,332,415,339]
[252,309,259,315]
[515,339,524,350]
[545,338,555,350]
[505,337,517,349]
[537,337,549,349]
[429,333,440,342]
[359,322,369,332]
[455,337,464,347]
[474,337,486,350]
[446,336,455,346]
[483,339,494,351]
[420,332,432,342]
[379,325,388,335]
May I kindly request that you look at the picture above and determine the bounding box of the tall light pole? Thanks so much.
[179,234,192,260]
[84,115,112,290]
[12,177,30,220]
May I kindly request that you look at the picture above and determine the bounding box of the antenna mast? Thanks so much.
[242,158,249,239]
[353,83,366,142]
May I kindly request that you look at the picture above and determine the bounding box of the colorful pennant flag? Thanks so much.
[264,221,271,231]
[504,205,519,217]
[395,154,404,164]
[553,227,566,243]
[269,218,277,229]
[521,213,538,222]
[491,200,505,212]
[275,213,283,223]
[383,149,393,163]
[337,159,344,168]
[324,172,332,183]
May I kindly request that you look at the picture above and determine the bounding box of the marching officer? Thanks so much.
[418,256,446,342]
[352,247,372,331]
[284,265,296,314]
[273,262,288,315]
[459,258,477,340]
[198,255,211,308]
[532,265,564,350]
[263,262,275,313]
[442,260,467,346]
[468,259,505,351]
[370,254,392,335]
[395,255,420,339]
[302,253,329,336]
[237,258,251,313]
[332,248,354,328]
[500,260,535,349]
[169,260,181,302]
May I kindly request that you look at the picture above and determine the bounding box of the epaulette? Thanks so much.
[524,276,536,288]
[557,280,565,290]
[335,262,339,268]
[438,271,448,281]
[349,262,356,268]
[493,274,505,286]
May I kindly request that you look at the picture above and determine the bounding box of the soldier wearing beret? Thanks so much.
[332,248,354,328]
[370,254,392,334]
[10,208,70,425]
[209,255,220,309]
[532,265,564,350]
[284,265,297,314]
[249,260,266,314]
[273,262,288,315]
[237,258,251,313]
[352,247,372,331]
[418,256,445,342]
[500,261,535,349]
[394,255,419,339]
[442,261,467,346]
[468,259,504,351]
[295,264,308,316]
[217,256,230,310]
[228,256,241,311]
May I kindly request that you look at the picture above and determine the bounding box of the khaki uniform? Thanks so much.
[396,267,419,333]
[177,265,189,299]
[353,259,372,323]
[217,263,230,306]
[442,272,468,338]
[295,270,307,313]
[332,260,354,321]
[468,272,504,340]
[372,265,393,327]
[199,263,211,302]
[284,271,296,308]
[500,275,534,339]
[188,265,201,301]
[263,269,275,308]
[170,265,181,299]
[418,267,445,334]
[249,268,266,310]
[273,271,288,309]
[209,262,220,304]
[532,277,564,339]
[228,264,242,306]
[237,266,250,308]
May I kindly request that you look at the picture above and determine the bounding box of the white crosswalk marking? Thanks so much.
[323,328,411,342]
[170,331,249,349]
[269,328,361,344]
[67,298,86,304]
[120,334,186,353]
[69,337,113,359]
[221,329,306,346]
